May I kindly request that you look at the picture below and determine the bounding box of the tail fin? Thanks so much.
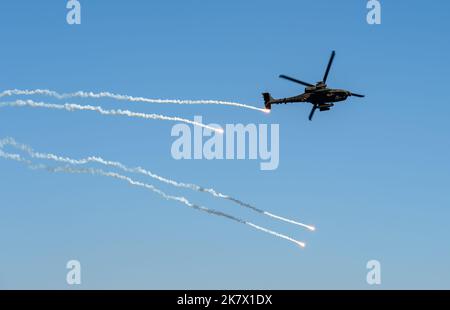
[262,93,273,110]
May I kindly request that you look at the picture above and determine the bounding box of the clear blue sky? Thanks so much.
[0,1,449,289]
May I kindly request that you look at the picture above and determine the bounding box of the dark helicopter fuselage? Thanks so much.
[271,86,351,105]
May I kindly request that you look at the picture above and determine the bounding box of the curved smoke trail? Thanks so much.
[0,89,269,113]
[0,100,224,133]
[0,148,306,248]
[0,137,315,231]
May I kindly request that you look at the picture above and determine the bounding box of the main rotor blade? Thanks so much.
[322,50,336,83]
[350,92,365,98]
[308,105,318,121]
[279,75,314,87]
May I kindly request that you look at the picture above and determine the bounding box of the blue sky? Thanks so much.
[0,1,449,289]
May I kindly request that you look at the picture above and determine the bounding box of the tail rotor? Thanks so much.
[262,93,273,110]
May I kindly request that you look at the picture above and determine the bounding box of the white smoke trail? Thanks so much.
[0,148,32,165]
[263,212,315,231]
[247,223,305,248]
[0,137,315,231]
[0,149,306,248]
[0,89,270,113]
[0,99,224,134]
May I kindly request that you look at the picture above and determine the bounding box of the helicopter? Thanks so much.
[262,51,365,121]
